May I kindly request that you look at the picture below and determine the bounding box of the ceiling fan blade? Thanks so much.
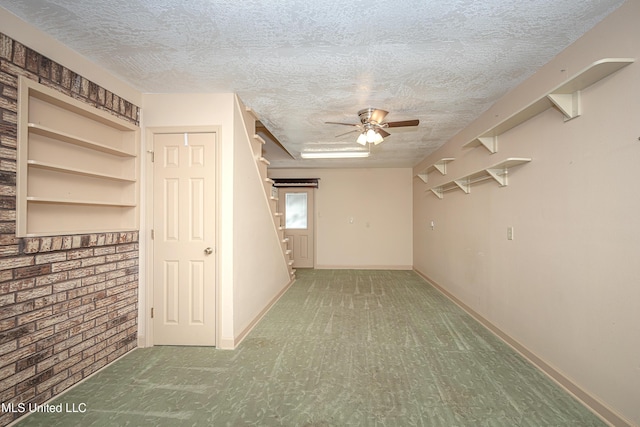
[369,109,389,124]
[335,129,360,138]
[377,129,391,138]
[385,119,419,128]
[325,121,359,126]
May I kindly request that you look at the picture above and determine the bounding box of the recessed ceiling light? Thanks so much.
[300,151,369,159]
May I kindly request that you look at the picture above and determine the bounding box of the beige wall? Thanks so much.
[141,94,291,349]
[141,93,237,347]
[232,97,291,343]
[269,168,413,269]
[413,2,640,425]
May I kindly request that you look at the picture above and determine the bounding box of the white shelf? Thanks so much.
[23,227,135,238]
[17,76,140,237]
[463,58,634,153]
[416,158,455,183]
[27,160,136,182]
[26,197,136,207]
[27,123,135,157]
[429,158,531,199]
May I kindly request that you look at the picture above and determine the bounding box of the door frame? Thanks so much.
[142,126,222,348]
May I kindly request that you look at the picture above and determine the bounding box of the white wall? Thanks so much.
[232,98,291,342]
[142,94,292,349]
[269,168,413,269]
[141,93,236,348]
[413,1,640,425]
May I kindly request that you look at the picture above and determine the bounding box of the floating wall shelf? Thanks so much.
[429,158,531,199]
[463,58,635,153]
[416,158,455,183]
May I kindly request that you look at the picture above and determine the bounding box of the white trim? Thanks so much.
[315,265,413,270]
[413,268,632,427]
[231,277,296,349]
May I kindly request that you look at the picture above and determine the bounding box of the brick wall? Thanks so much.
[0,33,140,426]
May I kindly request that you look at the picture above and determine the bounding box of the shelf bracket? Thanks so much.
[476,136,498,154]
[486,167,508,186]
[433,159,453,175]
[547,91,581,121]
[430,187,444,199]
[416,157,455,183]
[454,179,471,194]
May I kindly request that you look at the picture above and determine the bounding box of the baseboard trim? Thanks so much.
[413,268,631,427]
[315,264,413,270]
[218,338,235,350]
[232,276,296,349]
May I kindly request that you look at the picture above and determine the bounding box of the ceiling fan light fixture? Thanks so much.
[365,128,377,143]
[327,107,418,147]
[359,128,384,145]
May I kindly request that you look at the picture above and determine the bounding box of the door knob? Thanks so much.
[204,247,213,255]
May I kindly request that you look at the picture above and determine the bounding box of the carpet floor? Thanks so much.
[16,269,605,426]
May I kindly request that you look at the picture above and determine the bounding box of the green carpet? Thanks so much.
[16,269,604,426]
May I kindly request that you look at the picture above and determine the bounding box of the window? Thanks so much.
[285,193,307,229]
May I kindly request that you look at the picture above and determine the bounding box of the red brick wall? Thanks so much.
[0,33,139,426]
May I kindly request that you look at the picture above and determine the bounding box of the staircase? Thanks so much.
[245,108,296,280]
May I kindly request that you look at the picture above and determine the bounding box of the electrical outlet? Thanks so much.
[507,227,514,240]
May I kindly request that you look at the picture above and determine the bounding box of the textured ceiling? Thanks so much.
[0,0,625,168]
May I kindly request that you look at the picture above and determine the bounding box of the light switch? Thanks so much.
[507,227,514,240]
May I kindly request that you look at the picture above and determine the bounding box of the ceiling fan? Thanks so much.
[326,108,419,145]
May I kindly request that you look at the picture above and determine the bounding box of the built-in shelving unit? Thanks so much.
[17,77,140,237]
[429,158,531,199]
[416,158,455,183]
[463,58,634,153]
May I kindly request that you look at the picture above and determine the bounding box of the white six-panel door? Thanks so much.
[153,132,216,345]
